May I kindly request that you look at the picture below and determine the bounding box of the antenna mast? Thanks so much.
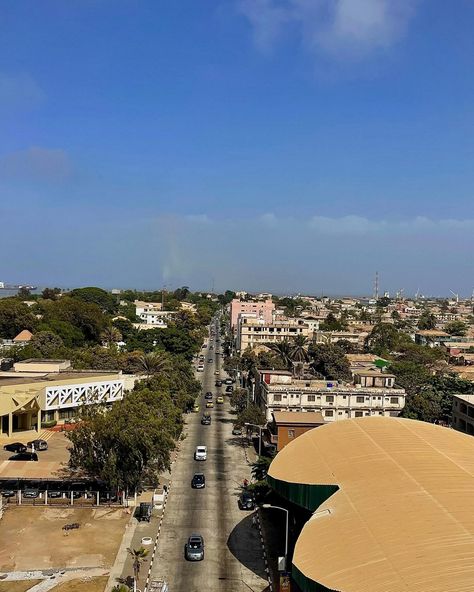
[373,271,379,300]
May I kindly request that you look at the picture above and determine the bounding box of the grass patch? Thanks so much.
[52,576,109,591]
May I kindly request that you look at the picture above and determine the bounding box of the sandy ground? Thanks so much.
[0,507,129,572]
[0,582,41,592]
[51,575,109,591]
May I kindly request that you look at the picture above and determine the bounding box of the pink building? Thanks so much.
[230,299,275,331]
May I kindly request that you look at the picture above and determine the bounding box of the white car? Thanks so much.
[197,365,204,372]
[195,446,207,461]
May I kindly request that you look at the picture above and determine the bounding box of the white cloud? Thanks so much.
[0,147,72,182]
[0,73,45,110]
[238,0,419,59]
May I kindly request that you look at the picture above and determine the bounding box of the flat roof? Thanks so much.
[268,417,474,592]
[272,411,324,425]
[0,371,120,388]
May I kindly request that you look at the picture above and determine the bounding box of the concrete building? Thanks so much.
[230,298,275,331]
[268,416,474,592]
[269,411,325,451]
[256,369,406,422]
[452,393,474,435]
[134,300,176,327]
[314,330,368,347]
[0,366,137,438]
[236,317,313,353]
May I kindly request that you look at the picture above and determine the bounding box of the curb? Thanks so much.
[143,480,171,592]
[255,509,273,592]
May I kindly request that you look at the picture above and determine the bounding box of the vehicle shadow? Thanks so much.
[218,417,234,424]
[227,513,269,581]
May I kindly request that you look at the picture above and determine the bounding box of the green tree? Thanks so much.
[230,388,249,413]
[365,323,411,355]
[444,320,468,336]
[265,339,293,369]
[237,404,266,428]
[17,286,32,300]
[139,351,171,377]
[30,331,64,357]
[67,388,181,493]
[101,325,122,346]
[251,455,272,481]
[309,344,352,381]
[290,334,309,363]
[41,287,61,301]
[418,312,437,330]
[112,318,136,341]
[320,312,347,331]
[39,297,106,343]
[0,298,37,338]
[70,286,117,313]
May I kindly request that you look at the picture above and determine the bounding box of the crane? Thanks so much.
[449,290,459,304]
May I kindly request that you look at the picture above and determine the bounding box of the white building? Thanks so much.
[256,369,406,422]
[236,316,314,353]
[134,300,176,327]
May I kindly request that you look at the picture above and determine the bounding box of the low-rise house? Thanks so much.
[268,411,325,451]
[415,330,451,347]
[256,369,406,423]
[134,300,177,327]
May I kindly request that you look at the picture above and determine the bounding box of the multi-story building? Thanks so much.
[230,298,275,331]
[134,300,176,327]
[314,331,368,348]
[236,317,313,353]
[452,394,474,435]
[255,369,405,422]
[0,360,137,438]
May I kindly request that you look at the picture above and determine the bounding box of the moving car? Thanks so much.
[191,473,206,489]
[217,396,224,404]
[197,365,204,372]
[238,491,256,510]
[201,414,211,425]
[138,502,152,522]
[232,426,243,436]
[27,439,48,451]
[207,358,213,364]
[194,446,207,461]
[3,442,27,453]
[215,380,222,387]
[214,370,219,375]
[225,385,234,393]
[225,378,233,385]
[185,534,205,561]
[205,401,214,408]
[193,404,200,413]
[204,392,213,400]
[9,452,38,461]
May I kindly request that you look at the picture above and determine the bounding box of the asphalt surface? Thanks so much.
[149,319,268,592]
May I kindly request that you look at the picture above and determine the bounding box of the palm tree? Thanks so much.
[101,325,122,347]
[112,585,131,592]
[139,351,170,377]
[265,339,293,369]
[127,546,149,592]
[290,335,309,363]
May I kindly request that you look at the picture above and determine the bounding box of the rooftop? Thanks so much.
[268,417,474,592]
[0,371,120,388]
[272,411,325,425]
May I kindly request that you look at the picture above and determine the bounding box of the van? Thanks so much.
[195,446,207,461]
[138,502,152,522]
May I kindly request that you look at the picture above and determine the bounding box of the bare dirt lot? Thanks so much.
[0,582,41,592]
[0,506,129,572]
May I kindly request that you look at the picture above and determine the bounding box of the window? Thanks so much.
[356,396,364,403]
[390,397,399,405]
[326,395,334,403]
[324,410,334,417]
[307,395,316,402]
[273,394,282,402]
[59,408,75,420]
[288,429,295,438]
[355,411,363,417]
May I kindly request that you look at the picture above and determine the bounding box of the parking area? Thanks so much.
[0,506,129,572]
[0,430,70,464]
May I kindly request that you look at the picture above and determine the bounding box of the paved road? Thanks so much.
[149,319,268,592]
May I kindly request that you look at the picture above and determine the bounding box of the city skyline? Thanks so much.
[1,1,474,293]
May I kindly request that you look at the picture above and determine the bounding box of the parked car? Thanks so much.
[3,442,27,453]
[204,392,213,400]
[185,534,205,561]
[215,380,222,387]
[138,502,152,522]
[1,489,16,498]
[47,490,63,498]
[214,370,219,375]
[201,414,211,425]
[238,491,255,510]
[217,396,224,404]
[232,426,243,436]
[207,358,213,364]
[206,401,214,408]
[9,452,38,461]
[27,439,48,451]
[194,446,207,461]
[23,489,39,499]
[197,365,204,372]
[193,404,200,413]
[225,378,233,385]
[191,473,206,489]
[225,386,234,393]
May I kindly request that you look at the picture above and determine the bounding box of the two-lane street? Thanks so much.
[149,321,268,591]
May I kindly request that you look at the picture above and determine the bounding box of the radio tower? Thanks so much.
[373,271,379,300]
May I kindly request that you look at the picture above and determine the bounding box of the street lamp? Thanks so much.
[262,504,289,572]
[244,422,263,457]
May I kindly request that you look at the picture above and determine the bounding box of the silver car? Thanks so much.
[185,534,205,561]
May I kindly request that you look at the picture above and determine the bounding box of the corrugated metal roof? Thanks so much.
[269,417,474,592]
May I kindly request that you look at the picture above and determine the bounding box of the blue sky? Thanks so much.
[1,0,474,296]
